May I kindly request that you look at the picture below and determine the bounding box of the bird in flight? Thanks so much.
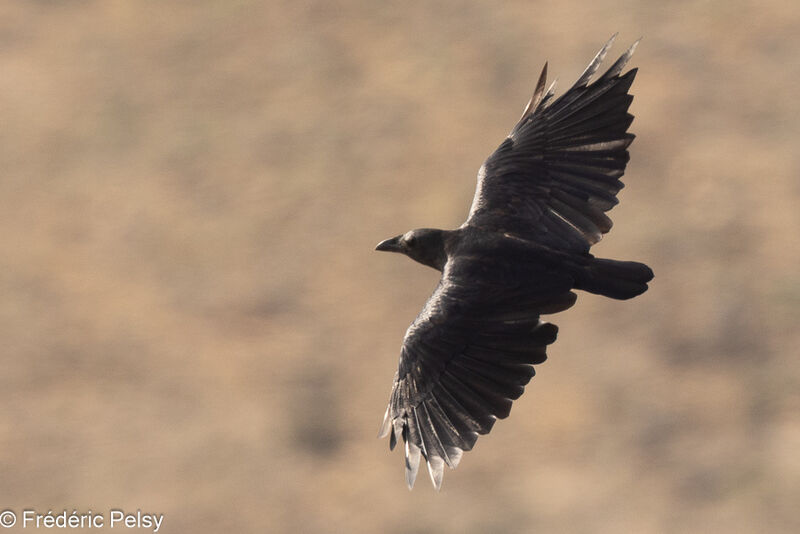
[375,35,653,490]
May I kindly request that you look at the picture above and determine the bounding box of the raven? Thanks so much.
[376,35,653,490]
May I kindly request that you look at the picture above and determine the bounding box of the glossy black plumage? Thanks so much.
[376,35,653,490]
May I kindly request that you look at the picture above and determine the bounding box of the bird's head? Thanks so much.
[375,228,447,271]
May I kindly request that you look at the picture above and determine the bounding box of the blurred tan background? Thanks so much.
[1,0,799,532]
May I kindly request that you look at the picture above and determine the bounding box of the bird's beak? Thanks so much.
[375,235,403,253]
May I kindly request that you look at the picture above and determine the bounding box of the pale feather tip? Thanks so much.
[427,456,445,491]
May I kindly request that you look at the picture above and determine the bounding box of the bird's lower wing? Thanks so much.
[379,262,577,489]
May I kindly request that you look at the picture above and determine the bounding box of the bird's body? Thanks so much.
[376,35,653,490]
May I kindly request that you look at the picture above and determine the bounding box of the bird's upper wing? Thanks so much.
[465,35,640,253]
[378,252,577,489]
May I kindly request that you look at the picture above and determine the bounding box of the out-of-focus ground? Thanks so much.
[1,1,799,532]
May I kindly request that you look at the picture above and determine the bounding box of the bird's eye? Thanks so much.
[404,234,417,247]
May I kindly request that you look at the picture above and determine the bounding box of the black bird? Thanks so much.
[376,35,653,490]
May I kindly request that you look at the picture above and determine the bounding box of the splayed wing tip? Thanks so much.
[601,37,641,80]
[446,446,464,469]
[378,406,392,439]
[427,456,446,491]
[546,78,558,97]
[517,62,549,124]
[573,34,617,88]
[404,440,421,489]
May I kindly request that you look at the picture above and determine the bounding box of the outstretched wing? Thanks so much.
[378,255,577,489]
[466,35,640,253]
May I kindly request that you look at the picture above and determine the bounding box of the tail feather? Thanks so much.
[575,257,653,300]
